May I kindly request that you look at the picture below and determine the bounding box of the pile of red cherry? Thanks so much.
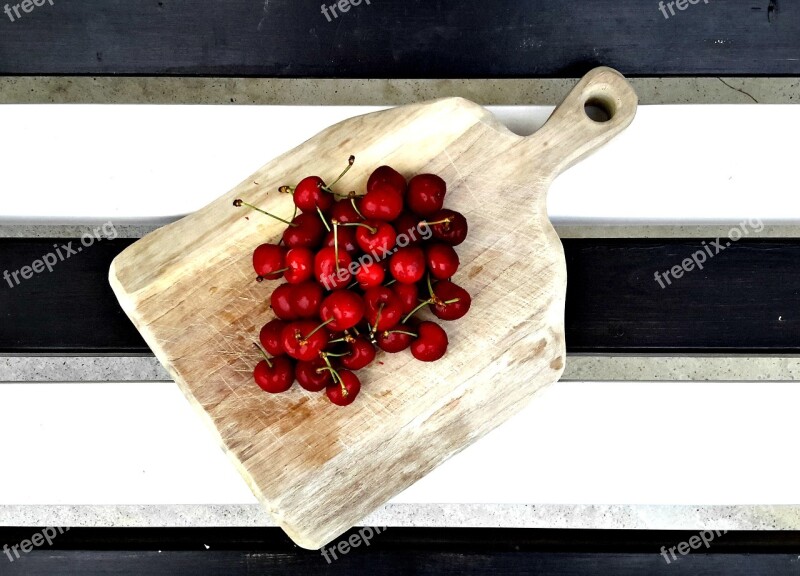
[235,157,471,406]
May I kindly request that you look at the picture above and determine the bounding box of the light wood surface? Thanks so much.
[109,67,637,549]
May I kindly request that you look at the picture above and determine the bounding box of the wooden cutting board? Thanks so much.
[109,67,637,549]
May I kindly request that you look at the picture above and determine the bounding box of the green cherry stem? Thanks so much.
[301,317,334,343]
[402,299,433,324]
[351,197,365,219]
[253,343,273,368]
[341,221,377,235]
[233,199,297,227]
[316,206,331,232]
[333,220,341,275]
[385,329,418,338]
[426,273,435,298]
[320,155,356,195]
[371,302,385,334]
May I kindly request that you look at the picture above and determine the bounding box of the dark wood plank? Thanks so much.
[3,238,800,355]
[1,528,799,575]
[0,0,797,77]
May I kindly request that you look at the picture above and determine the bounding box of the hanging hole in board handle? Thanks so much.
[584,95,617,123]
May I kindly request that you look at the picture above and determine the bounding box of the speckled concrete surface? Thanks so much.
[5,356,800,383]
[1,77,797,105]
[1,504,798,530]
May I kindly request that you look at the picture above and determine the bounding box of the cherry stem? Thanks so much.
[384,279,397,287]
[385,329,418,338]
[422,217,452,227]
[302,317,334,343]
[402,299,434,324]
[341,221,377,235]
[319,355,343,386]
[444,298,460,305]
[333,220,341,275]
[371,303,385,334]
[321,351,349,358]
[330,155,356,187]
[427,273,435,298]
[316,206,331,232]
[351,198,365,219]
[233,199,297,227]
[253,343,273,368]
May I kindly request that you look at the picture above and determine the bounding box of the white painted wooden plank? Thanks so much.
[0,104,796,225]
[0,380,798,506]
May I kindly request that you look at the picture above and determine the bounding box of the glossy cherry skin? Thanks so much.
[358,185,403,221]
[389,245,426,284]
[391,282,419,314]
[363,286,403,332]
[314,246,353,290]
[295,357,333,392]
[270,283,299,320]
[252,244,285,279]
[330,200,363,224]
[324,225,359,257]
[326,370,361,406]
[355,260,385,289]
[367,165,407,196]
[280,320,329,362]
[426,209,468,246]
[293,176,333,214]
[254,357,294,393]
[319,290,365,331]
[341,337,377,370]
[407,174,446,217]
[426,242,460,279]
[376,329,414,353]
[410,321,449,362]
[283,212,326,249]
[259,319,287,356]
[355,220,396,256]
[431,280,472,321]
[290,281,324,318]
[283,247,314,284]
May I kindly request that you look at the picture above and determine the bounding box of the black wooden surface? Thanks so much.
[0,0,796,77]
[1,238,799,355]
[1,527,799,575]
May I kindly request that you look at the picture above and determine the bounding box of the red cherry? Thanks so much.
[432,280,472,321]
[358,185,403,221]
[323,225,359,256]
[367,166,407,196]
[259,319,287,356]
[363,286,403,332]
[326,370,361,406]
[376,329,415,353]
[270,283,298,320]
[389,245,426,284]
[426,242,460,279]
[393,211,425,245]
[295,356,333,392]
[426,209,468,246]
[252,244,285,280]
[354,260,385,289]
[355,220,396,256]
[314,246,353,290]
[410,321,448,362]
[293,176,333,214]
[280,320,329,362]
[319,290,364,331]
[283,212,325,249]
[290,281,323,318]
[407,174,446,217]
[254,356,295,393]
[391,282,419,314]
[330,200,363,224]
[283,248,314,284]
[341,337,376,370]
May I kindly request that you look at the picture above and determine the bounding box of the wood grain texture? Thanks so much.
[109,68,637,549]
[0,0,796,76]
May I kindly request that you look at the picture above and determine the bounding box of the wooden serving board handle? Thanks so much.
[110,67,637,550]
